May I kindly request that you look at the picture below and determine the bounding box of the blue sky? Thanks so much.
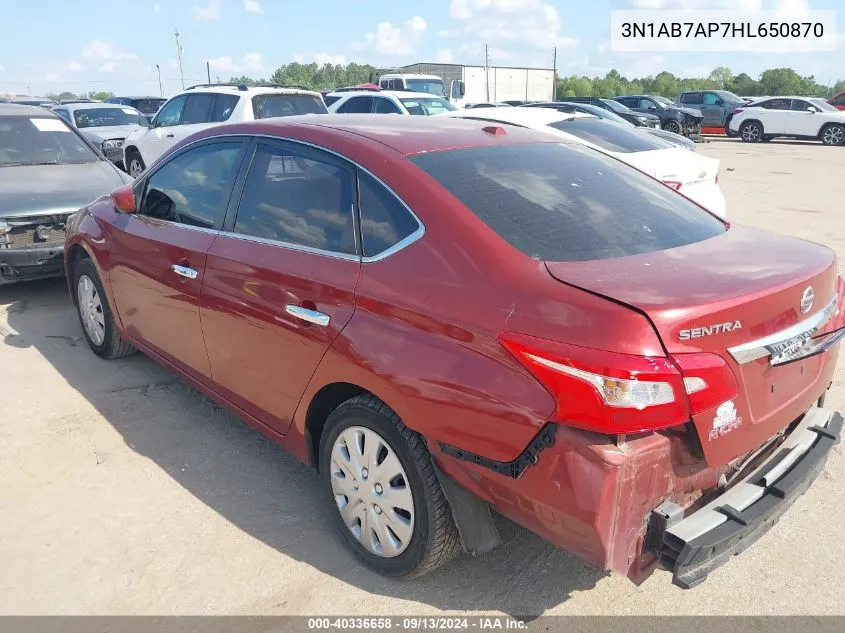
[0,0,840,97]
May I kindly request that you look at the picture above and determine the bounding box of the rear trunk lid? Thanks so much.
[621,147,718,187]
[546,225,841,466]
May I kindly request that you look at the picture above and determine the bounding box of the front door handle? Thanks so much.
[285,304,330,327]
[166,133,175,138]
[171,264,198,280]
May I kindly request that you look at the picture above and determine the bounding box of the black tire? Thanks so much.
[319,394,462,578]
[663,120,682,134]
[740,120,763,142]
[820,123,845,146]
[73,257,136,360]
[125,148,145,178]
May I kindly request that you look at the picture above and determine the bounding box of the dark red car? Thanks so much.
[829,91,845,111]
[65,115,844,588]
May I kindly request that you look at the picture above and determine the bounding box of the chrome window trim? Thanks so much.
[727,294,838,364]
[134,215,222,235]
[152,132,425,262]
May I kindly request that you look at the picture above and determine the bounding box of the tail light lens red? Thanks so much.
[499,332,739,435]
[662,180,683,191]
[731,108,744,115]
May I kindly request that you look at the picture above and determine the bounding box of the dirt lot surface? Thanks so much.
[1,138,844,617]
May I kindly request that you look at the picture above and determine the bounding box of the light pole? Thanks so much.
[155,64,163,97]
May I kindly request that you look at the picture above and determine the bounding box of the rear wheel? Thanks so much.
[740,121,763,142]
[319,394,462,578]
[820,123,845,146]
[663,120,682,134]
[73,258,136,360]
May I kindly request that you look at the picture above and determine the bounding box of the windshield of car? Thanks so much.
[73,107,143,128]
[568,104,631,126]
[809,98,837,112]
[405,79,446,97]
[602,99,632,114]
[410,143,725,262]
[0,116,100,166]
[131,99,167,114]
[400,97,456,115]
[653,96,675,108]
[715,90,743,103]
[548,118,673,153]
[251,93,328,118]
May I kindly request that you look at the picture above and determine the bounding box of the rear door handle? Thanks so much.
[171,264,198,280]
[285,304,330,327]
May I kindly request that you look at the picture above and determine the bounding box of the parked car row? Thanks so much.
[729,96,845,145]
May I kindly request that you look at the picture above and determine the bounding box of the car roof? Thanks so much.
[200,114,572,156]
[109,96,164,100]
[57,102,141,112]
[442,106,595,128]
[328,90,438,99]
[182,84,322,97]
[0,103,60,118]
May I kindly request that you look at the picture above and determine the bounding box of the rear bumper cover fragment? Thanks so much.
[653,407,841,588]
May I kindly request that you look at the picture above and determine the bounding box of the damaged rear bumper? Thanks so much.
[649,406,842,588]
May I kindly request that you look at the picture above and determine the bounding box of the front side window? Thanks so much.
[637,98,657,110]
[399,97,456,115]
[252,93,328,118]
[790,99,814,111]
[549,118,672,153]
[410,143,725,262]
[140,142,243,228]
[155,95,187,127]
[809,98,837,112]
[702,93,722,105]
[181,93,215,125]
[233,144,355,254]
[602,99,632,114]
[0,116,100,166]
[338,96,373,114]
[358,171,419,257]
[73,107,143,128]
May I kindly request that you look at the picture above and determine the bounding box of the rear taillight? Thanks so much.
[499,332,739,435]
[731,108,744,115]
[662,180,683,191]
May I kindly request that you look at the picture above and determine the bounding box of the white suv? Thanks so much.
[729,96,845,145]
[122,83,327,177]
[325,89,456,116]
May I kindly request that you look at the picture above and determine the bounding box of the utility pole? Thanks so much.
[207,61,212,84]
[484,44,490,102]
[155,64,163,97]
[552,46,557,100]
[174,28,185,89]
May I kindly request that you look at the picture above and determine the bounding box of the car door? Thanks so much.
[700,92,724,127]
[137,94,188,166]
[200,140,361,435]
[785,98,821,136]
[759,98,790,134]
[163,92,216,148]
[107,138,247,381]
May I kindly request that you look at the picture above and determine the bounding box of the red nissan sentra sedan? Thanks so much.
[65,115,844,588]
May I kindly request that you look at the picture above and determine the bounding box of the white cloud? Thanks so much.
[0,64,6,73]
[364,16,427,55]
[153,3,161,12]
[292,52,349,66]
[82,40,137,62]
[192,0,221,20]
[167,58,179,69]
[99,62,120,73]
[446,0,578,57]
[244,0,262,13]
[628,0,762,7]
[207,52,266,74]
[435,48,454,63]
[682,65,714,77]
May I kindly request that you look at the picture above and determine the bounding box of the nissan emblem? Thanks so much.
[800,286,814,314]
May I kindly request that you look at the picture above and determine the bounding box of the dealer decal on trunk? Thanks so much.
[709,400,743,441]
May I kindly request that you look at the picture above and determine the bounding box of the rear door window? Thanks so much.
[410,143,725,262]
[548,118,672,153]
[358,171,420,257]
[181,93,215,124]
[373,97,402,114]
[338,96,373,114]
[762,98,790,110]
[682,92,702,105]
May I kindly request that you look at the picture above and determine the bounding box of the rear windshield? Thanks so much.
[549,118,672,153]
[410,143,725,262]
[251,94,328,118]
[73,107,143,128]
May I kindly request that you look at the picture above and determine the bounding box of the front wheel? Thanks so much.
[319,395,462,578]
[663,120,682,134]
[73,258,136,360]
[740,121,763,142]
[820,124,845,146]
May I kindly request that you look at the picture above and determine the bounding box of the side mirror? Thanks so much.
[806,107,817,113]
[458,81,466,97]
[648,105,657,111]
[111,184,136,214]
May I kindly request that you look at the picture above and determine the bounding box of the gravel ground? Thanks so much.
[1,137,843,617]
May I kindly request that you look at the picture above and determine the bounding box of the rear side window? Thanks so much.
[338,96,373,113]
[324,95,341,107]
[681,92,702,104]
[549,118,670,153]
[762,98,790,110]
[373,97,402,114]
[211,94,240,122]
[615,97,637,108]
[410,143,725,262]
[141,142,243,228]
[358,171,419,257]
[251,94,328,118]
[233,144,355,254]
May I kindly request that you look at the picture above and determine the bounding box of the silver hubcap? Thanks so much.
[823,126,844,145]
[330,426,414,558]
[129,158,143,178]
[77,274,105,346]
[742,124,760,141]
[665,121,681,134]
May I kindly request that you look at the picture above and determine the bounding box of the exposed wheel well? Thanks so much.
[305,382,370,469]
[741,118,763,129]
[66,244,90,304]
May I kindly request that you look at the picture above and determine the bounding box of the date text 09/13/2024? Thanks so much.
[307,618,527,630]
